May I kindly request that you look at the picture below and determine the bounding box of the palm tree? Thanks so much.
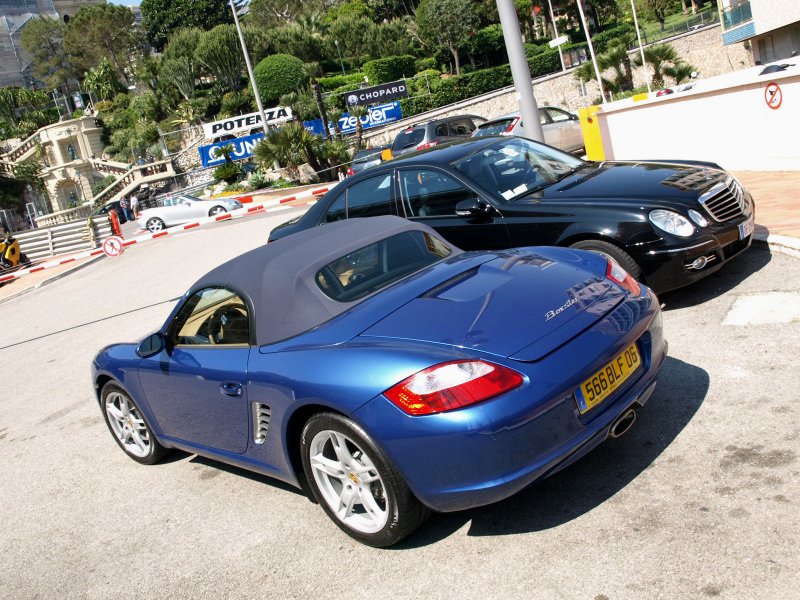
[664,61,696,85]
[326,105,344,140]
[599,37,635,93]
[633,44,680,89]
[304,61,331,140]
[347,104,368,156]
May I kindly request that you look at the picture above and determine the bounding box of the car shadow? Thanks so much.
[188,454,306,496]
[396,356,709,548]
[660,244,771,310]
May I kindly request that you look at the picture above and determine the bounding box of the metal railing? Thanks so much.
[722,1,752,30]
[15,218,113,261]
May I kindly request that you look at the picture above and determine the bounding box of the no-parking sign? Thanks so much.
[102,236,125,257]
[765,82,782,110]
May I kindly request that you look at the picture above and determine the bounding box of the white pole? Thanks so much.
[631,0,652,93]
[547,0,566,72]
[576,0,606,103]
[230,0,270,137]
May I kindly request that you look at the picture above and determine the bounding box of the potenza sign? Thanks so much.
[202,108,292,138]
[345,80,408,106]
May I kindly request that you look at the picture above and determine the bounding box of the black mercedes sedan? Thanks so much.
[269,136,755,294]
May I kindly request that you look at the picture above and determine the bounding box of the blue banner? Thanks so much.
[304,101,403,137]
[198,132,265,168]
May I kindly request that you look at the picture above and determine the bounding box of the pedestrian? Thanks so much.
[130,194,139,219]
[119,196,133,222]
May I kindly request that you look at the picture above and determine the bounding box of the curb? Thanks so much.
[753,232,800,259]
[0,254,106,305]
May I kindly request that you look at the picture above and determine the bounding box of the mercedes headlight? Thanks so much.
[649,209,695,237]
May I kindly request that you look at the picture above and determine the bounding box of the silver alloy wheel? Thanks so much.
[308,430,389,534]
[209,206,226,216]
[146,218,164,232]
[104,391,151,458]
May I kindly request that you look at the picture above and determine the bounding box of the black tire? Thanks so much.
[146,217,165,232]
[570,239,642,280]
[300,412,429,547]
[100,382,169,465]
[208,206,226,217]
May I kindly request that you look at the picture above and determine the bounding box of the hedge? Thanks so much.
[253,54,307,103]
[317,72,365,92]
[362,55,416,84]
[591,23,633,53]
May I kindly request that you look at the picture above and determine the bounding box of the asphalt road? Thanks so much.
[1,212,798,599]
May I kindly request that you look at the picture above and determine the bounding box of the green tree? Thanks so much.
[83,59,124,101]
[163,27,203,61]
[635,0,671,32]
[633,43,680,88]
[347,104,369,156]
[415,0,479,75]
[247,0,311,29]
[64,4,143,83]
[253,54,307,104]
[194,25,245,92]
[140,0,235,52]
[19,16,77,89]
[160,57,196,100]
[664,61,696,85]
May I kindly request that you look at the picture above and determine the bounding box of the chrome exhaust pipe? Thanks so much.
[609,409,636,439]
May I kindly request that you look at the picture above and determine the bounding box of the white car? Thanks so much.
[471,106,584,153]
[137,194,243,232]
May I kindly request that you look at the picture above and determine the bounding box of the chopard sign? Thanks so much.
[545,297,577,321]
[202,108,293,138]
[345,80,408,106]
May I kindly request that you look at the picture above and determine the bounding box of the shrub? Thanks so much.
[591,23,633,54]
[253,54,307,104]
[91,175,117,196]
[415,57,436,72]
[524,43,547,58]
[214,161,242,184]
[317,73,365,92]
[528,51,562,78]
[362,55,416,84]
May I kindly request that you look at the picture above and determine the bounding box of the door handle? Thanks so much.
[220,382,243,397]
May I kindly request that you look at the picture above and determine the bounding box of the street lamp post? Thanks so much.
[229,0,270,137]
[576,0,607,103]
[546,0,566,72]
[630,0,652,93]
[52,90,63,120]
[334,40,346,76]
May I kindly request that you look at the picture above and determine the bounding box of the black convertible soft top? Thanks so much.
[192,216,459,346]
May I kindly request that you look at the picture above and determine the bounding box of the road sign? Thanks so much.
[549,35,569,48]
[102,236,125,258]
[765,82,782,110]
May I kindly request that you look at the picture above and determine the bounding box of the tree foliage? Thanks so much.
[247,0,310,29]
[83,58,125,101]
[160,57,196,100]
[18,16,76,89]
[63,4,143,83]
[140,0,235,52]
[253,54,308,104]
[194,25,245,92]
[415,0,479,75]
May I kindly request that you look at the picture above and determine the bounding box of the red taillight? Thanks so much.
[384,360,524,416]
[606,258,641,296]
[416,141,439,151]
[346,167,354,176]
[504,117,521,133]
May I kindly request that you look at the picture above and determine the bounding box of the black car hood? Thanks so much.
[527,161,728,208]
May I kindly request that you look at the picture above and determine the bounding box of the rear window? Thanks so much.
[315,231,452,302]
[393,128,425,151]
[353,148,383,163]
[473,119,516,137]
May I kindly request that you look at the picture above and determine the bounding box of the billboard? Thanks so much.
[343,80,408,106]
[304,101,403,137]
[198,132,265,168]
[201,107,293,138]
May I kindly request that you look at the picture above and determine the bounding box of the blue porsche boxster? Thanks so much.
[92,216,667,547]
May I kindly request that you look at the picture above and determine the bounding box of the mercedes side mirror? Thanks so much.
[455,199,492,217]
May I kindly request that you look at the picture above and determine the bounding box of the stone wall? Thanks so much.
[364,24,755,147]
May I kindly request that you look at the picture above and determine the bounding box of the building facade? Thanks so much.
[720,0,800,63]
[0,0,102,88]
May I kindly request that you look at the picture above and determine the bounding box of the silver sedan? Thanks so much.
[137,195,243,232]
[471,107,584,154]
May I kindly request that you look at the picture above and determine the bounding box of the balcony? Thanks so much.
[722,1,752,31]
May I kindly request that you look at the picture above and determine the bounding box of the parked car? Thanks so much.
[92,200,127,224]
[93,216,667,547]
[347,145,390,176]
[269,136,755,294]
[391,114,486,157]
[137,194,243,232]
[471,107,584,153]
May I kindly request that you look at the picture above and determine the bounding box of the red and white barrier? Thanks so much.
[0,184,333,284]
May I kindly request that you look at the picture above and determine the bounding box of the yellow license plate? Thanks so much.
[576,344,641,414]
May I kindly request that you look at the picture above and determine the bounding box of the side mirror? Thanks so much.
[136,332,165,358]
[455,198,491,217]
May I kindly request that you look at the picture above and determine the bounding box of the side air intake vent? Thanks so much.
[252,403,271,445]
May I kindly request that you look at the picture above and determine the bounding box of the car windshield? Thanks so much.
[453,137,585,201]
[473,119,516,137]
[393,128,425,151]
[315,230,452,302]
[353,148,383,163]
